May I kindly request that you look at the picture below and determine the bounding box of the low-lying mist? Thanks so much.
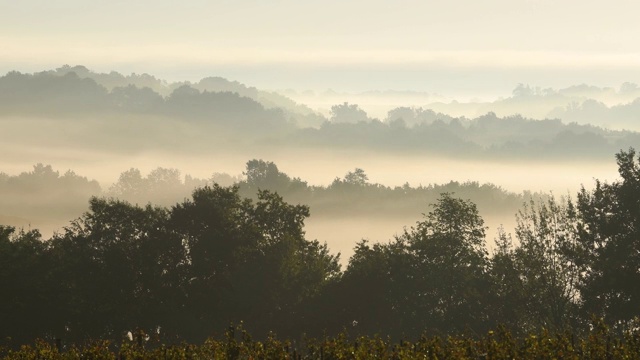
[0,66,631,263]
[0,154,618,264]
[284,83,640,129]
[0,139,619,192]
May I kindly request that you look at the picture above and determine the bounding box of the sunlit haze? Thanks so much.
[2,0,637,252]
[2,0,640,96]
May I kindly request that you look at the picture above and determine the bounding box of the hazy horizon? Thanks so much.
[3,0,640,98]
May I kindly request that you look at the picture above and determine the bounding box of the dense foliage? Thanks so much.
[2,149,640,349]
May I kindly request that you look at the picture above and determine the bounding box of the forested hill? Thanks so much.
[3,67,640,160]
[48,65,319,119]
[0,66,324,128]
[405,83,640,129]
[292,83,640,130]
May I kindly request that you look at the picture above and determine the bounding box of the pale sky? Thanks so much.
[2,0,640,95]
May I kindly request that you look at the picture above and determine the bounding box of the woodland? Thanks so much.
[2,149,640,349]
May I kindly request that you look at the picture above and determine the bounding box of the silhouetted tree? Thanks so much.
[334,193,492,338]
[489,227,525,331]
[400,193,491,334]
[575,148,640,328]
[169,185,338,339]
[0,226,52,346]
[240,159,307,197]
[504,197,581,331]
[330,102,370,124]
[243,160,292,193]
[344,168,369,186]
[50,198,184,341]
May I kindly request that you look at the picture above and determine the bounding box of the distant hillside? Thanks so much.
[43,65,324,128]
[423,83,640,130]
[286,83,640,131]
[2,66,640,160]
[0,69,296,136]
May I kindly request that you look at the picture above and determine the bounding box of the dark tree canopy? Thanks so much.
[575,148,640,327]
[0,185,339,345]
[3,150,640,345]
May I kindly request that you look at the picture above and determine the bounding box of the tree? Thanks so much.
[344,168,369,186]
[169,185,339,339]
[322,239,409,338]
[108,168,144,200]
[338,193,492,338]
[0,226,53,345]
[241,160,308,199]
[108,167,194,207]
[243,159,291,192]
[575,148,640,327]
[512,196,581,330]
[51,197,184,341]
[489,227,525,331]
[330,102,370,123]
[232,190,340,335]
[168,185,251,339]
[401,193,491,334]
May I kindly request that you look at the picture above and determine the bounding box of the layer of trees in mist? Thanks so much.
[288,83,640,130]
[0,65,323,129]
[423,83,640,129]
[29,66,639,131]
[3,66,640,160]
[2,149,640,346]
[0,160,529,237]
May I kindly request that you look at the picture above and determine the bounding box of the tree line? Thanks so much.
[2,149,640,347]
[0,160,526,235]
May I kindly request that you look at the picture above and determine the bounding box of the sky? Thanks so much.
[2,0,640,96]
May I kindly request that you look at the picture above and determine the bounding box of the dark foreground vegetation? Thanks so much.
[3,319,640,359]
[2,149,640,352]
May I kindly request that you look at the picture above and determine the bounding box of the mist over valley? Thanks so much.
[0,66,631,263]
